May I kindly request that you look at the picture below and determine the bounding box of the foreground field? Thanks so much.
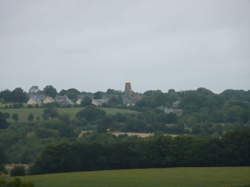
[23,167,250,187]
[0,107,136,122]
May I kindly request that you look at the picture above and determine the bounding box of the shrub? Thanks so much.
[0,165,7,174]
[12,113,19,122]
[0,177,34,187]
[10,166,26,176]
[28,113,34,121]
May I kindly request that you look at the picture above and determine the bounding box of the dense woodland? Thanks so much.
[0,86,250,174]
[31,130,250,174]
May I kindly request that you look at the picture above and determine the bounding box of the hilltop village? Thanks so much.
[24,82,183,116]
[0,84,250,177]
[27,82,142,107]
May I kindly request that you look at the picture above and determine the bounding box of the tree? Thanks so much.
[43,85,57,98]
[97,116,114,132]
[106,89,122,96]
[29,85,40,94]
[10,165,26,176]
[76,106,106,121]
[93,91,104,99]
[0,145,6,166]
[0,176,34,187]
[223,103,249,123]
[28,129,250,175]
[11,88,28,103]
[0,89,12,102]
[0,88,28,103]
[12,113,19,122]
[81,96,92,106]
[108,96,123,106]
[28,113,34,121]
[62,88,80,102]
[42,106,58,120]
[3,112,10,119]
[0,112,9,129]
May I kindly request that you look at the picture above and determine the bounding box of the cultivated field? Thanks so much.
[0,107,137,122]
[22,167,250,187]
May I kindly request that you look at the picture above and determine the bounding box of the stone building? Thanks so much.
[55,95,74,106]
[43,96,55,104]
[124,82,132,93]
[122,82,142,106]
[27,95,45,105]
[92,98,109,106]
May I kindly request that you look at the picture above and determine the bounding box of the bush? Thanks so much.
[0,177,34,187]
[28,113,34,121]
[10,166,26,176]
[80,96,92,106]
[12,113,19,122]
[42,106,58,120]
[0,165,7,175]
[76,106,106,121]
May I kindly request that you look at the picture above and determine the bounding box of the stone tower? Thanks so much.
[122,82,141,106]
[124,82,132,93]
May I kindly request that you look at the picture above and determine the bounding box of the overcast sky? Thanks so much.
[0,0,249,93]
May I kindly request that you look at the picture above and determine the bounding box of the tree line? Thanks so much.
[31,129,250,174]
[1,103,250,164]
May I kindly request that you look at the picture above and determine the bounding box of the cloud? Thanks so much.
[0,0,249,92]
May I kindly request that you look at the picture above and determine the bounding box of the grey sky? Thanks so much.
[0,0,249,93]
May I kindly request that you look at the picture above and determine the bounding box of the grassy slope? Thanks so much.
[23,167,250,187]
[0,107,136,122]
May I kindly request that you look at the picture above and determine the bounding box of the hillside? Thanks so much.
[23,167,250,187]
[0,107,137,122]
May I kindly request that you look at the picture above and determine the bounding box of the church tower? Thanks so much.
[124,82,132,93]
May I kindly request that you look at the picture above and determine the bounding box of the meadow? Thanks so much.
[22,167,250,187]
[0,107,136,122]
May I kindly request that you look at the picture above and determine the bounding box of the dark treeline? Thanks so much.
[135,88,250,123]
[0,88,28,103]
[31,129,250,174]
[1,87,250,167]
[1,104,250,164]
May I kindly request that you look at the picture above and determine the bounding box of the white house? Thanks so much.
[43,96,55,104]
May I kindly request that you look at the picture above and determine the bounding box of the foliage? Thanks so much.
[31,130,250,174]
[0,177,34,187]
[10,166,26,176]
[93,91,105,99]
[0,112,9,129]
[0,86,250,167]
[27,113,34,121]
[0,107,135,123]
[12,113,19,122]
[59,88,80,102]
[42,107,58,120]
[80,96,92,106]
[0,146,6,167]
[43,85,57,98]
[0,88,28,103]
[76,106,106,121]
[107,96,123,106]
[0,164,6,174]
[11,88,28,103]
[0,90,12,103]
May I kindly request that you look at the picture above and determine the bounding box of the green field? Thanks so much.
[0,107,137,122]
[22,167,250,187]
